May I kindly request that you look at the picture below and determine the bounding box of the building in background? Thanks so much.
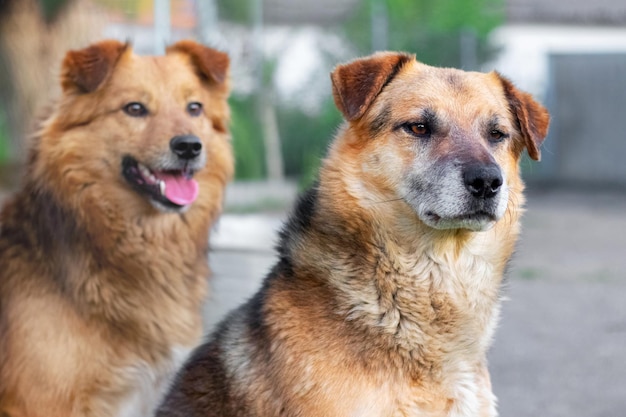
[487,0,626,186]
[1,0,625,187]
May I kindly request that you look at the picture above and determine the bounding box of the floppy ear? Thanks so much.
[166,40,230,85]
[61,40,129,94]
[331,52,414,121]
[498,74,550,161]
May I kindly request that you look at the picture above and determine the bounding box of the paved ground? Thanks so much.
[206,186,626,417]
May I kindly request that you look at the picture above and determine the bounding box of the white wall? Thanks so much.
[485,24,626,98]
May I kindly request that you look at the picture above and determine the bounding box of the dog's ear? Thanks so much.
[498,74,550,161]
[61,40,129,94]
[331,52,414,121]
[167,40,229,85]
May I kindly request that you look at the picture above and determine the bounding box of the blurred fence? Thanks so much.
[0,0,504,187]
[15,2,626,190]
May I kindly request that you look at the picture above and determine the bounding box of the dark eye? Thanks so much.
[187,102,203,117]
[123,102,148,117]
[489,129,507,142]
[403,122,431,137]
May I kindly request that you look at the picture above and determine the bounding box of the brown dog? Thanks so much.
[0,40,233,416]
[157,52,549,416]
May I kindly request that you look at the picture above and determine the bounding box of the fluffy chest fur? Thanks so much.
[250,186,514,417]
[274,167,518,416]
[322,236,502,412]
[353,236,503,353]
[336,248,502,416]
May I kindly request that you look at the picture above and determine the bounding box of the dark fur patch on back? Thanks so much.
[0,183,83,277]
[33,190,81,253]
[157,276,277,416]
[276,183,318,263]
[156,338,238,417]
[242,277,273,343]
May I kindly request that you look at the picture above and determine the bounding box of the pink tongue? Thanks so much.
[156,172,199,206]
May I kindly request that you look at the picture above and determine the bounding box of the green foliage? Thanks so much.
[223,0,505,184]
[229,94,266,180]
[0,112,10,163]
[412,0,503,35]
[345,0,504,67]
[217,0,253,23]
[277,99,343,188]
[37,0,71,22]
[229,93,342,184]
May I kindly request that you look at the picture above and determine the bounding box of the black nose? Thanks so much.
[170,135,202,160]
[463,163,503,199]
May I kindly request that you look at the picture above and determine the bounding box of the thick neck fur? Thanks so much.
[280,143,523,379]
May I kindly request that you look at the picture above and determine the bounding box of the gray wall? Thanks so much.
[538,53,626,187]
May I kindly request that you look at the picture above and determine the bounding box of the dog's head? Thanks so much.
[38,39,233,213]
[330,52,549,231]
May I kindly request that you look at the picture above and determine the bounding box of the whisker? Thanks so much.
[371,195,407,205]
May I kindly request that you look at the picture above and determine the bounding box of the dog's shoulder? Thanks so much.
[157,289,272,416]
[277,183,319,256]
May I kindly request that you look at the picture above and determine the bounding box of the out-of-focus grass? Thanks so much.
[0,115,10,163]
[224,197,291,215]
[516,267,543,280]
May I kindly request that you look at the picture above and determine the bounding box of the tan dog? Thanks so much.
[157,52,549,417]
[0,40,233,416]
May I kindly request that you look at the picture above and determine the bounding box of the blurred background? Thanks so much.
[1,1,625,416]
[2,0,625,189]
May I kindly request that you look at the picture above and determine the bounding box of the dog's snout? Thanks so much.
[170,135,202,160]
[463,163,503,199]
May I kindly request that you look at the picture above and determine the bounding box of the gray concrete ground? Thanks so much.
[207,185,626,417]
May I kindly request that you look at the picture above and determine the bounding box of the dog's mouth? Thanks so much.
[122,156,199,210]
[426,210,495,222]
[423,210,498,231]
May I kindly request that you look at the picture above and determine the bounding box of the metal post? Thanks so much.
[252,0,284,181]
[370,0,388,52]
[196,0,219,44]
[154,0,171,55]
[460,28,477,70]
[252,0,264,85]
